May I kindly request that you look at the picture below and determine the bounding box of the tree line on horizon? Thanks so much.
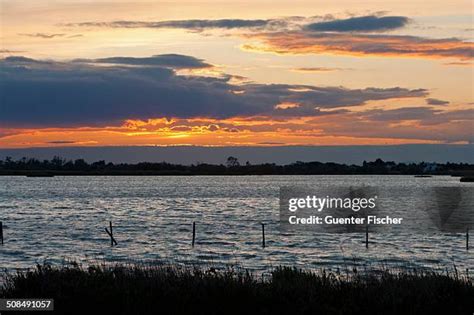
[0,156,473,175]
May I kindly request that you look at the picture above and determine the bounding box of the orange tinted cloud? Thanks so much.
[1,107,472,148]
[242,31,474,61]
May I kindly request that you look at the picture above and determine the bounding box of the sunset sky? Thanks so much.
[0,0,473,148]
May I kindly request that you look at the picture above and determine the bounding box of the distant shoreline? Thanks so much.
[1,144,473,165]
[0,172,468,176]
[1,157,473,176]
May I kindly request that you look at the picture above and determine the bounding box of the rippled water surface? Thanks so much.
[0,175,472,273]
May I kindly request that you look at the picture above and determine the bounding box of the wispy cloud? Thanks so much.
[63,19,279,31]
[18,33,66,39]
[46,140,77,144]
[291,67,347,73]
[0,49,25,53]
[443,61,472,66]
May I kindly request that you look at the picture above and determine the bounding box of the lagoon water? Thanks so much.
[0,175,472,273]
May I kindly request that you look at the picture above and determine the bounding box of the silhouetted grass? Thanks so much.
[1,264,473,314]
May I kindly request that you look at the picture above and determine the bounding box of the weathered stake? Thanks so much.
[105,221,117,247]
[365,225,369,249]
[467,228,469,251]
[0,221,3,245]
[192,222,196,247]
[110,221,113,247]
[262,223,265,248]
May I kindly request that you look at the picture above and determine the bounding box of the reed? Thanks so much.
[1,263,472,315]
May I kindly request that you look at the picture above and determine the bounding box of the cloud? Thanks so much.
[305,15,409,32]
[46,141,77,144]
[258,141,287,145]
[418,109,474,126]
[357,107,474,127]
[426,98,450,106]
[443,61,472,66]
[242,31,474,61]
[64,15,411,34]
[0,49,24,53]
[361,107,439,121]
[0,55,427,127]
[19,33,66,39]
[291,67,346,73]
[73,54,212,69]
[63,14,472,61]
[2,56,54,65]
[64,19,276,30]
[298,107,474,143]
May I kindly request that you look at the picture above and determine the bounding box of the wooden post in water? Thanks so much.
[105,221,117,247]
[365,225,369,249]
[192,222,196,247]
[0,221,3,245]
[467,228,469,251]
[261,223,265,248]
[109,221,113,247]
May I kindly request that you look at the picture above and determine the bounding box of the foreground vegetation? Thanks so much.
[1,156,474,175]
[1,264,473,314]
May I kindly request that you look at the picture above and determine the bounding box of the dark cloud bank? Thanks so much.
[0,55,426,127]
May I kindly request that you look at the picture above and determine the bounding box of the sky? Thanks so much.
[0,0,473,149]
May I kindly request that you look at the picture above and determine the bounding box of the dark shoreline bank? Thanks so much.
[1,264,472,315]
[1,157,473,176]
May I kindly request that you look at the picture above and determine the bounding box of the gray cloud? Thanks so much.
[46,141,77,144]
[426,98,450,105]
[0,49,24,53]
[362,107,438,121]
[291,67,347,73]
[19,33,66,39]
[302,106,474,143]
[0,55,427,127]
[64,15,410,34]
[3,56,53,64]
[65,19,276,30]
[359,107,474,126]
[419,109,474,126]
[73,54,212,69]
[305,15,409,32]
